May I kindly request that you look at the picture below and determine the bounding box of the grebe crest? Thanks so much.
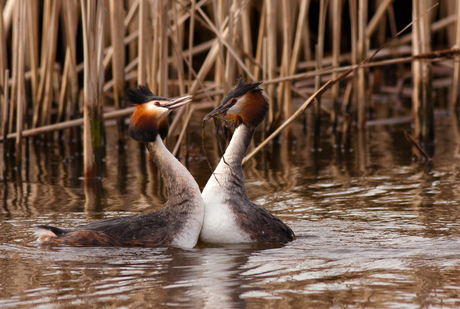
[127,85,192,142]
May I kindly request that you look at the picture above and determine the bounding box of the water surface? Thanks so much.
[1,109,460,308]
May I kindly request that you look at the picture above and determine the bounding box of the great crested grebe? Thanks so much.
[35,86,205,248]
[200,79,294,243]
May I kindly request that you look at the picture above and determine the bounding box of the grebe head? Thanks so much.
[204,78,269,129]
[126,85,192,142]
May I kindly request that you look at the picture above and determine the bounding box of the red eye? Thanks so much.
[232,98,237,104]
[154,102,160,106]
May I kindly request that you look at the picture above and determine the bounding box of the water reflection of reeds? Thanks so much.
[3,97,460,308]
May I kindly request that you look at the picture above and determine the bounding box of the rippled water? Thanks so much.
[1,108,460,308]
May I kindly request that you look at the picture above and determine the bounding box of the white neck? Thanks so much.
[145,135,204,247]
[203,125,254,192]
[146,136,201,196]
[200,124,255,243]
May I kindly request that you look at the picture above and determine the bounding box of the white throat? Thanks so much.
[200,125,254,243]
[149,135,205,248]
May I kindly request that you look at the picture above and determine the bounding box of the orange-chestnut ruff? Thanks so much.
[204,79,268,129]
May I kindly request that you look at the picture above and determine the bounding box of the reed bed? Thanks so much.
[1,0,460,178]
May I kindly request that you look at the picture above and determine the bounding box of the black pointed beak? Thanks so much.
[204,104,231,121]
[162,95,193,110]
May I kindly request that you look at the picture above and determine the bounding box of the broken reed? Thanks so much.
[1,0,459,177]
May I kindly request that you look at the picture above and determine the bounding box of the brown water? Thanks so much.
[1,108,460,308]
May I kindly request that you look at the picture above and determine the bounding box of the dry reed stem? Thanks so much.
[0,1,4,119]
[265,0,276,117]
[63,0,79,115]
[38,0,50,76]
[419,0,434,146]
[289,0,309,76]
[8,1,19,135]
[1,70,9,176]
[2,0,15,34]
[172,104,195,157]
[42,0,60,126]
[281,0,292,131]
[224,0,234,95]
[81,0,106,178]
[109,0,126,109]
[149,0,159,93]
[81,0,95,179]
[412,0,422,141]
[26,0,38,108]
[342,79,353,116]
[15,0,26,168]
[125,0,140,28]
[143,2,152,88]
[357,0,368,128]
[160,0,169,96]
[241,4,252,73]
[450,0,460,108]
[316,0,327,79]
[314,44,322,145]
[1,73,7,139]
[172,2,185,95]
[331,0,342,130]
[253,1,265,80]
[314,0,327,141]
[188,0,196,87]
[445,0,456,47]
[366,0,393,39]
[384,2,405,75]
[386,2,397,37]
[301,0,312,63]
[138,0,147,85]
[0,0,6,94]
[31,0,50,128]
[57,48,71,122]
[348,0,358,127]
[212,0,225,97]
[262,37,268,94]
[412,0,421,118]
[96,5,106,100]
[127,0,139,89]
[375,0,386,46]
